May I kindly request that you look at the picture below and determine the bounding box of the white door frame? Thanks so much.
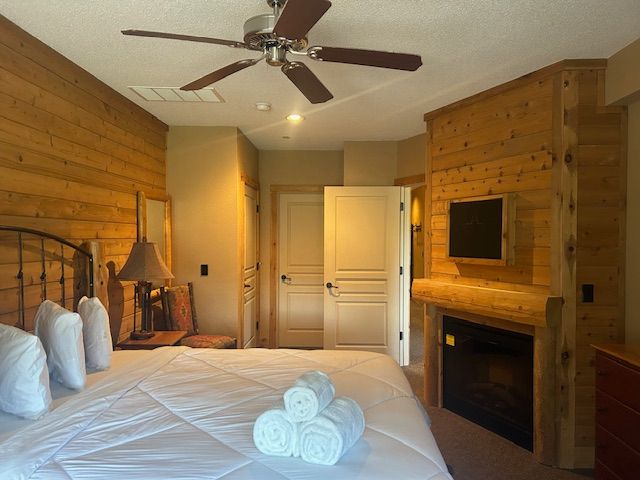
[269,185,325,348]
[400,186,411,366]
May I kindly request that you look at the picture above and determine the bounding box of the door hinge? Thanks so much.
[256,262,260,271]
[256,321,259,332]
[400,266,403,275]
[400,331,404,341]
[400,202,404,212]
[256,204,260,214]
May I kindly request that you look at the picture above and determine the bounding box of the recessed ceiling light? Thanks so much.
[255,102,271,111]
[286,113,304,123]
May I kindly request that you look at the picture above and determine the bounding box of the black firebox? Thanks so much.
[442,316,534,450]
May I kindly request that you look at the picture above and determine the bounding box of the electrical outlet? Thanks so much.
[200,264,208,276]
[581,284,594,303]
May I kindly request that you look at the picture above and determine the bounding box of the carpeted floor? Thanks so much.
[402,301,592,480]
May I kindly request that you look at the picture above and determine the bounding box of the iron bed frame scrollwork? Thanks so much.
[0,225,95,331]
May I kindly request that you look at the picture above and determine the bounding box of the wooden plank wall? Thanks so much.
[428,75,554,295]
[0,16,168,342]
[572,69,626,466]
[423,61,626,468]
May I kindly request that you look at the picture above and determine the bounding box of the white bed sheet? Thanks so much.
[0,350,154,442]
[0,347,452,480]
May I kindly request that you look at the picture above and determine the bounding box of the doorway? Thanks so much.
[277,192,325,348]
[240,182,259,348]
[270,185,411,364]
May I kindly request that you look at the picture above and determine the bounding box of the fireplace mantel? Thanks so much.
[411,279,562,328]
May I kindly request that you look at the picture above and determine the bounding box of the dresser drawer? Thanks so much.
[596,390,640,453]
[596,426,640,480]
[596,353,640,411]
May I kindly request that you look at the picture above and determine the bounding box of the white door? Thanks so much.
[324,186,410,364]
[242,184,258,348]
[278,193,324,348]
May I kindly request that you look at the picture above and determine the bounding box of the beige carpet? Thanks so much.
[402,301,592,480]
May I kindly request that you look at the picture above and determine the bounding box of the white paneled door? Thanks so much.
[242,184,258,348]
[324,186,410,365]
[278,193,325,348]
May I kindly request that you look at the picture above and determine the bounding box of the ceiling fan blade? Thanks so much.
[181,59,260,90]
[308,46,422,71]
[273,0,331,40]
[122,29,251,49]
[281,61,333,104]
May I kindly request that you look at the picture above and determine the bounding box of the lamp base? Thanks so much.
[130,330,155,340]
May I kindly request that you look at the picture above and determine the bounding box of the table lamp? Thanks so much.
[118,241,174,340]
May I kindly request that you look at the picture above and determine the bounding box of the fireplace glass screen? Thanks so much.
[443,316,534,450]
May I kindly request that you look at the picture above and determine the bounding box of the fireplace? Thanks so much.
[442,315,534,450]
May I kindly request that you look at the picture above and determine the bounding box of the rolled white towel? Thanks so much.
[253,402,299,457]
[284,370,335,422]
[299,396,365,466]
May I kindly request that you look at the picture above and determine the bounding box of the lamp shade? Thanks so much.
[118,242,174,281]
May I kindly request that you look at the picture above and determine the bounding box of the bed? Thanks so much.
[0,227,452,479]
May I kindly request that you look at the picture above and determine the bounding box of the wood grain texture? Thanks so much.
[0,17,167,342]
[418,60,625,469]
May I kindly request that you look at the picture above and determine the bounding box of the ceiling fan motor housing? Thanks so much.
[243,13,307,54]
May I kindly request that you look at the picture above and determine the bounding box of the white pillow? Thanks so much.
[77,296,113,371]
[0,324,52,419]
[35,300,86,390]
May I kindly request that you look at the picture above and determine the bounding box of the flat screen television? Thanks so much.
[447,195,511,264]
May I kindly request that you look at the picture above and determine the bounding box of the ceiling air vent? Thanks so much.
[129,86,224,103]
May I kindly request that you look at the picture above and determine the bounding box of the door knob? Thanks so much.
[281,274,292,284]
[326,282,340,296]
[244,284,251,288]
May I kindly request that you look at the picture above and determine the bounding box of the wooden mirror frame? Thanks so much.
[136,191,173,282]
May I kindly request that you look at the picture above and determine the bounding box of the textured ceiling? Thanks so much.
[3,1,640,150]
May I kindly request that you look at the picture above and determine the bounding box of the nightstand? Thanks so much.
[117,331,188,350]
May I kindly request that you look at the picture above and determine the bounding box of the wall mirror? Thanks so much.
[136,191,173,285]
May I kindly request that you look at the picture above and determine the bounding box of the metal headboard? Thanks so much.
[0,225,94,330]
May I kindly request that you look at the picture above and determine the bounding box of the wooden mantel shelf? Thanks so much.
[411,279,562,328]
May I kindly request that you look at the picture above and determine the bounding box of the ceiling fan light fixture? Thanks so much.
[286,113,304,123]
[123,0,422,104]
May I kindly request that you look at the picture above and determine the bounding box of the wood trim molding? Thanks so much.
[241,174,259,191]
[270,185,325,193]
[424,59,607,122]
[394,173,426,186]
[136,191,146,242]
[238,179,260,349]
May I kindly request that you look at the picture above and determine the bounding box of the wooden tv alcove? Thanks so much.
[413,59,627,469]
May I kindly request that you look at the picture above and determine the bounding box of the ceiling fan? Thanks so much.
[122,0,422,104]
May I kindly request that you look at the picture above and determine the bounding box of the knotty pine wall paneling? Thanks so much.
[0,16,168,342]
[420,60,626,468]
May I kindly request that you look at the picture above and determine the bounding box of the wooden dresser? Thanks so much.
[592,344,640,480]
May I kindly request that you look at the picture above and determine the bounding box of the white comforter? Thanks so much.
[0,347,452,480]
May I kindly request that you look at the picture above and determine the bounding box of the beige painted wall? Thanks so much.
[257,150,343,346]
[167,126,240,338]
[397,133,426,179]
[606,37,640,342]
[344,141,397,185]
[238,130,259,182]
[606,37,640,105]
